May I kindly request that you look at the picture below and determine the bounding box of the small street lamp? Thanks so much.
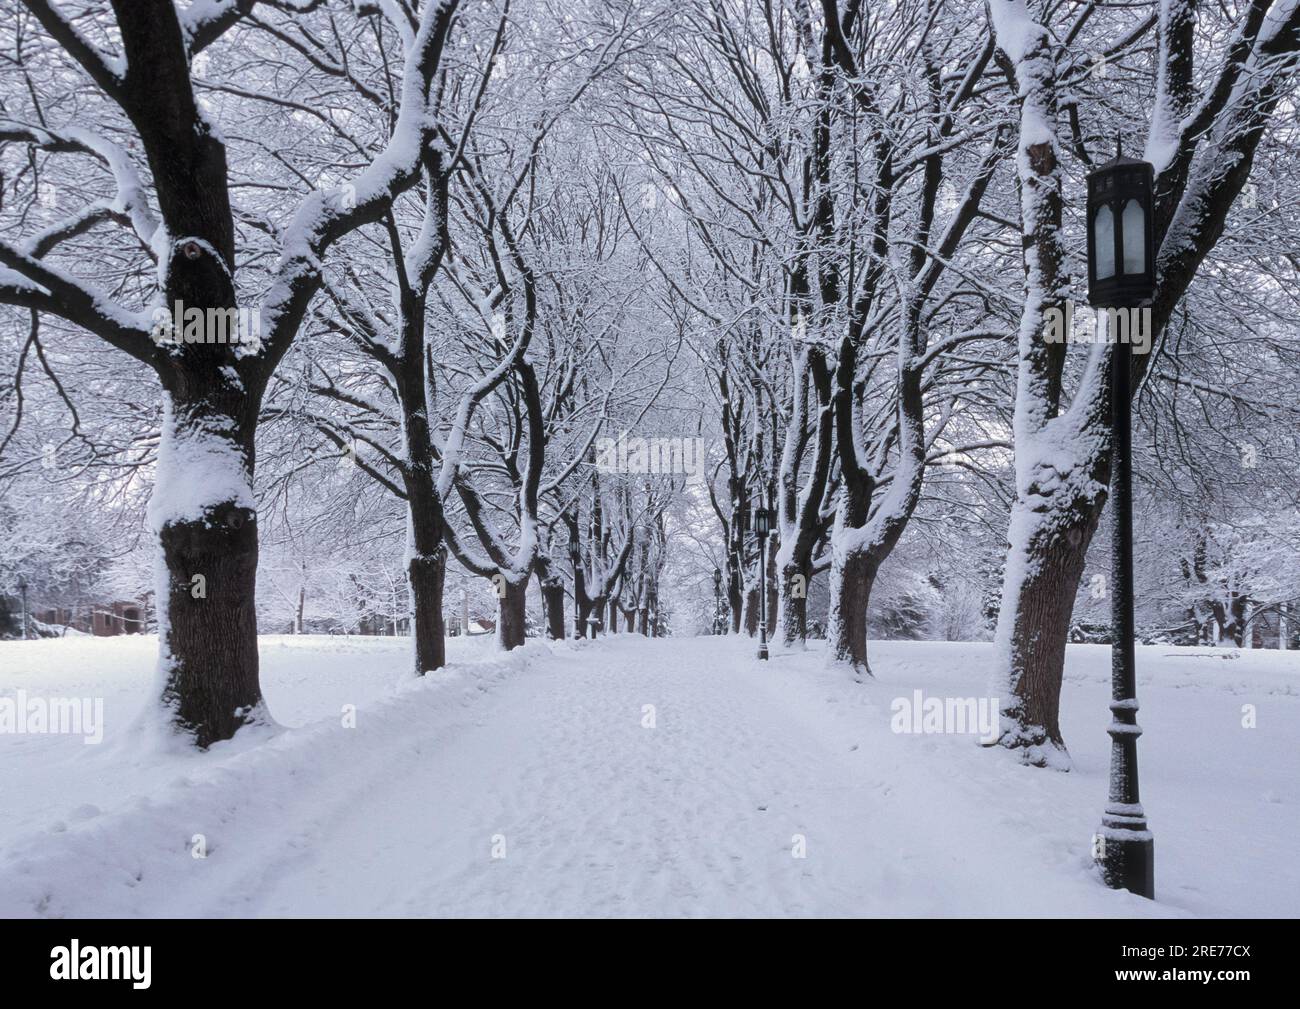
[712,567,723,635]
[752,503,775,660]
[1087,142,1156,900]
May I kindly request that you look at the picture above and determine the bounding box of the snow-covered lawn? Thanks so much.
[0,633,1295,917]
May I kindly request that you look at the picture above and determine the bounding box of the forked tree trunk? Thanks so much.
[589,595,607,636]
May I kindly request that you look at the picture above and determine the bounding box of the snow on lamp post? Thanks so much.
[713,567,723,635]
[1087,141,1155,900]
[752,504,775,660]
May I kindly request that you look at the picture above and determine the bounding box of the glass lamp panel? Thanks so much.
[1094,204,1115,280]
[1122,199,1146,274]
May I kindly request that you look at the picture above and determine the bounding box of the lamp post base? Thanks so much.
[1096,823,1154,900]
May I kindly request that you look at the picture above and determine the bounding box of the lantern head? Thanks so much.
[1087,152,1156,309]
[713,567,722,589]
[568,539,581,565]
[753,506,774,538]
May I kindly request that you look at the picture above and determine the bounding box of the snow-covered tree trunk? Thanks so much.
[986,0,1102,767]
[537,565,567,640]
[575,574,593,638]
[404,532,447,670]
[743,582,759,636]
[819,5,960,676]
[727,573,744,635]
[496,576,528,650]
[152,390,264,746]
[775,346,833,647]
[827,546,873,675]
[401,315,451,672]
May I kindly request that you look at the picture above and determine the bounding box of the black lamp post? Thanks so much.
[1087,143,1155,900]
[752,504,775,660]
[712,567,723,635]
[568,539,583,640]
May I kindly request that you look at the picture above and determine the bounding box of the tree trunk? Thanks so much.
[153,397,263,749]
[541,575,566,640]
[404,432,447,674]
[779,561,811,646]
[497,578,528,650]
[992,502,1102,766]
[727,574,742,634]
[765,553,778,642]
[828,548,874,676]
[408,546,446,674]
[743,584,759,636]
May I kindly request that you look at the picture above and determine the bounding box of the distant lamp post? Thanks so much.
[752,504,775,660]
[712,567,723,635]
[1087,142,1156,900]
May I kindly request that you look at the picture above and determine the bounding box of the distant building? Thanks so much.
[34,601,147,637]
[448,614,496,636]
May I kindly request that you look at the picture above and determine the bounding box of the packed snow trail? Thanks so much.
[250,634,899,917]
[207,635,950,916]
[8,634,1264,917]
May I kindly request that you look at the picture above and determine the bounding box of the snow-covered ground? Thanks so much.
[0,633,1295,917]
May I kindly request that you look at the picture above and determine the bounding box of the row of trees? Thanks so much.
[0,0,682,746]
[3,0,1299,769]
[623,0,1300,766]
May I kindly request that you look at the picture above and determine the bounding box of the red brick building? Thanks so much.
[35,601,147,636]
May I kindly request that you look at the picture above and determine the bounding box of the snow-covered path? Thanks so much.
[2,634,1295,917]
[236,635,1124,917]
[251,634,890,917]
